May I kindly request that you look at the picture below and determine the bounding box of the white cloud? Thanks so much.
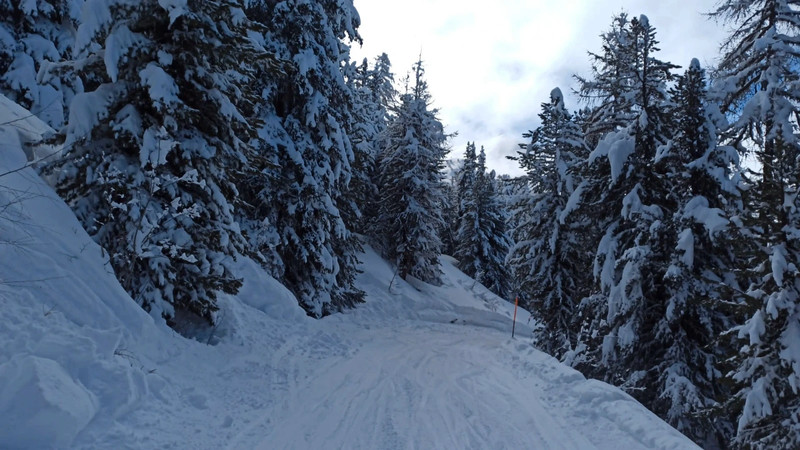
[351,0,728,176]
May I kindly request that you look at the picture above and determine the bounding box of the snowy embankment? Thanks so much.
[0,96,697,449]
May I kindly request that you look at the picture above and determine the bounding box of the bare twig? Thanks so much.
[388,266,400,293]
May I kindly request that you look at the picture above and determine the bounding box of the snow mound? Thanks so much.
[0,355,97,448]
[0,95,161,448]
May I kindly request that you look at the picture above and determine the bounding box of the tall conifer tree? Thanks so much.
[454,142,479,275]
[48,0,272,326]
[245,0,365,316]
[573,14,697,422]
[344,55,396,235]
[655,59,743,446]
[711,1,800,446]
[455,143,510,296]
[377,59,448,284]
[508,88,587,358]
[472,147,511,297]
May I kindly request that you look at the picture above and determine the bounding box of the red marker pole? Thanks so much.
[512,296,519,339]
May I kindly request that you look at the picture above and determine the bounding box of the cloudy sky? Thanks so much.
[350,0,730,176]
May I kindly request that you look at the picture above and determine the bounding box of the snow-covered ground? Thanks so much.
[0,96,698,449]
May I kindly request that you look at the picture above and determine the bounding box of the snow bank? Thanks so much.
[0,95,161,448]
[0,356,96,448]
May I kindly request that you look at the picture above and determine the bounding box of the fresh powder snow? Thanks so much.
[0,95,698,449]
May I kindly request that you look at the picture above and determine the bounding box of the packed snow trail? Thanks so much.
[229,325,593,449]
[223,322,694,450]
[219,250,695,450]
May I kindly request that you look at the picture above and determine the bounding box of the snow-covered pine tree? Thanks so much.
[494,173,519,293]
[454,142,479,275]
[47,0,273,326]
[0,0,82,128]
[471,147,511,297]
[366,53,397,108]
[654,59,744,447]
[342,59,379,234]
[572,13,682,402]
[439,169,459,257]
[568,16,644,352]
[344,54,396,235]
[360,54,399,239]
[507,88,587,358]
[245,0,364,316]
[574,13,637,146]
[377,58,448,284]
[711,1,800,446]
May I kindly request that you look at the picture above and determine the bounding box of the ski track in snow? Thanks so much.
[219,251,692,450]
[222,321,692,450]
[238,325,592,450]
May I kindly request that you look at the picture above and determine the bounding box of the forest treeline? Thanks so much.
[1,1,797,448]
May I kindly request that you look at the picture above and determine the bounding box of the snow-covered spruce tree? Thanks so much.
[344,55,396,235]
[454,142,479,274]
[507,88,588,358]
[342,59,379,235]
[364,53,397,112]
[48,0,273,326]
[711,1,800,446]
[439,171,459,257]
[356,53,398,239]
[567,15,646,348]
[653,59,745,447]
[471,147,511,297]
[494,173,519,293]
[377,59,448,284]
[573,13,686,405]
[455,142,510,292]
[0,0,82,128]
[245,0,364,316]
[574,13,638,146]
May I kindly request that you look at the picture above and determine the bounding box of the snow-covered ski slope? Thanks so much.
[0,95,698,449]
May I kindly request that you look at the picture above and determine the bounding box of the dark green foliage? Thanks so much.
[47,0,274,326]
[508,88,587,358]
[455,144,511,297]
[245,0,365,317]
[0,0,81,128]
[377,59,448,284]
[711,1,800,446]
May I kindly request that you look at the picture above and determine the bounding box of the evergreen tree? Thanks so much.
[573,12,684,411]
[494,173,520,294]
[439,171,459,257]
[0,0,82,128]
[654,59,744,446]
[245,0,364,316]
[574,13,637,145]
[470,147,511,297]
[377,59,448,284]
[342,59,379,235]
[47,0,272,326]
[454,142,479,274]
[360,53,397,120]
[508,88,587,358]
[344,54,396,235]
[711,1,800,446]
